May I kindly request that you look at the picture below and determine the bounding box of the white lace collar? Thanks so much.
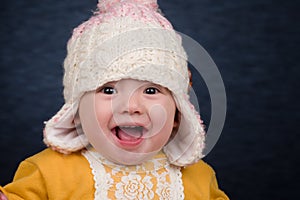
[82,149,184,200]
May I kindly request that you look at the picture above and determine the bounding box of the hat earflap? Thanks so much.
[43,102,89,154]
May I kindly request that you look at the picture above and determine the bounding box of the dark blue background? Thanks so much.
[0,0,299,199]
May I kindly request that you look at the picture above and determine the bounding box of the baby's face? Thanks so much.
[79,79,177,164]
[79,78,178,164]
[94,79,177,153]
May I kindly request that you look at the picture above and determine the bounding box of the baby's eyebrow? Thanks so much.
[143,82,162,87]
[100,81,117,87]
[96,82,116,92]
[103,81,117,85]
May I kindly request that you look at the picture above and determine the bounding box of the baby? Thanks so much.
[0,0,229,199]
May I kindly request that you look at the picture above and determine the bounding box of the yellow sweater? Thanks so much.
[1,148,229,199]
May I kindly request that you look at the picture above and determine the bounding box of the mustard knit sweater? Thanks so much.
[1,148,229,199]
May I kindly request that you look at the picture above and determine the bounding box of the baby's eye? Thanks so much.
[100,87,117,94]
[144,87,159,94]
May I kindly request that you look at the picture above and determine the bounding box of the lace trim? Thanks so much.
[82,150,184,200]
[168,165,184,200]
[82,150,113,200]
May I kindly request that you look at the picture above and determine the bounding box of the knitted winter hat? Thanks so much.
[43,0,206,166]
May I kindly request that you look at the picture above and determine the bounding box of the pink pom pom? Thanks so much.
[131,0,158,10]
[97,0,158,13]
[97,0,120,13]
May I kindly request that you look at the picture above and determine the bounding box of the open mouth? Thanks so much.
[113,126,145,143]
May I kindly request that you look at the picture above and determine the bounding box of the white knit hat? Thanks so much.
[43,0,206,166]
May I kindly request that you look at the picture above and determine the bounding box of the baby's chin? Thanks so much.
[98,143,160,165]
[89,133,162,165]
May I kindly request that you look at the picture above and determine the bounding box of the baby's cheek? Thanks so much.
[149,104,168,134]
[149,131,171,151]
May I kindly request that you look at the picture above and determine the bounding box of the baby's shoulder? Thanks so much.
[182,160,215,173]
[24,148,88,170]
[181,160,216,182]
[181,161,229,199]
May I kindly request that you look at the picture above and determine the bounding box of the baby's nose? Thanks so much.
[127,93,144,114]
[126,91,146,115]
[114,91,145,115]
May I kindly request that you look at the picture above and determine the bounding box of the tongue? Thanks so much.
[118,127,142,141]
